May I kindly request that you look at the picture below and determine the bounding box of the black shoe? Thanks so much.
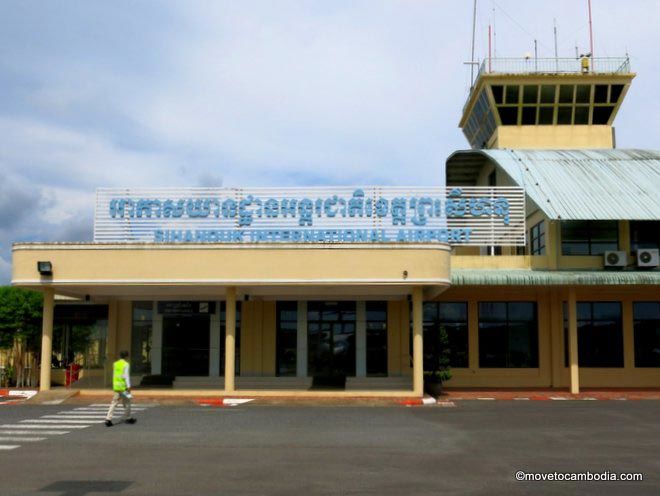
[126,418,137,424]
[105,420,113,427]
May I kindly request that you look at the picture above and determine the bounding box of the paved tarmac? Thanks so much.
[0,400,658,495]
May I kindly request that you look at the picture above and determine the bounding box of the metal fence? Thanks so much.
[476,57,631,78]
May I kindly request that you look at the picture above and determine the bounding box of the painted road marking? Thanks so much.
[0,437,46,442]
[0,445,19,450]
[89,403,156,407]
[43,415,107,420]
[8,390,37,398]
[0,430,69,435]
[223,399,255,406]
[4,424,89,429]
[21,419,101,424]
[71,408,147,412]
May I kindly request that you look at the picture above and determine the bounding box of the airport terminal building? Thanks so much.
[12,56,660,397]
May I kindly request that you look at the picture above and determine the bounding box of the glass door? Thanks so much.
[162,315,210,376]
[307,301,356,377]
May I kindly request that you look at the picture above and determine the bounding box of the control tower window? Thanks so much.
[522,106,537,125]
[574,106,589,125]
[491,85,504,104]
[575,85,591,104]
[594,85,609,103]
[538,106,555,125]
[497,106,518,125]
[523,85,538,104]
[593,106,615,124]
[540,85,556,103]
[610,84,624,103]
[559,85,574,103]
[505,85,520,104]
[557,106,573,125]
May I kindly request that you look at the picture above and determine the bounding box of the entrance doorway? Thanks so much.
[307,301,356,379]
[162,315,210,376]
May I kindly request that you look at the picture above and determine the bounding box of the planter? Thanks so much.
[424,379,444,398]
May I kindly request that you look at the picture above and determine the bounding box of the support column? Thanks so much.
[151,301,163,375]
[356,301,367,377]
[567,287,580,394]
[224,287,237,393]
[209,301,221,376]
[39,288,55,392]
[296,301,307,378]
[106,301,118,387]
[412,287,424,396]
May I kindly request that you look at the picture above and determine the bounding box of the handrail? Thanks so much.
[476,56,631,79]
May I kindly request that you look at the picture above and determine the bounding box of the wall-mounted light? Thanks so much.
[37,261,53,276]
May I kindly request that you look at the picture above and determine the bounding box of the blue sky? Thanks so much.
[1,0,659,282]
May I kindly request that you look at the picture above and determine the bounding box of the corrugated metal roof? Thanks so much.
[452,269,660,286]
[446,149,660,220]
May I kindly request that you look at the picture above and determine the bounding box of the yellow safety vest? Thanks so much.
[113,359,129,392]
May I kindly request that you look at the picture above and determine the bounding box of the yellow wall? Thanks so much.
[435,286,660,389]
[239,300,276,376]
[453,220,636,271]
[491,125,614,149]
[12,243,451,297]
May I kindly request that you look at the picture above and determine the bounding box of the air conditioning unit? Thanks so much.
[637,249,659,268]
[603,251,626,268]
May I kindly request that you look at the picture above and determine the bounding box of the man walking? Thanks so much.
[105,350,137,427]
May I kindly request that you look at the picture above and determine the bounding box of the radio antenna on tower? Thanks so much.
[553,18,559,71]
[470,0,478,86]
[588,0,594,56]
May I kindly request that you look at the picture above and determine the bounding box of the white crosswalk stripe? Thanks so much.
[0,437,46,442]
[71,408,147,412]
[3,424,89,429]
[20,419,100,424]
[43,415,107,420]
[0,401,156,451]
[0,430,69,435]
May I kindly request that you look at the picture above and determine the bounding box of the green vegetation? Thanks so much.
[0,286,43,386]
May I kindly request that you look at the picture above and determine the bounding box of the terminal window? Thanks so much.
[478,302,538,368]
[561,220,619,255]
[422,302,469,369]
[530,221,546,255]
[563,302,624,368]
[633,302,660,368]
[366,302,388,376]
[630,221,660,251]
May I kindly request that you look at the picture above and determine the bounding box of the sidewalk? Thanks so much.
[438,389,660,401]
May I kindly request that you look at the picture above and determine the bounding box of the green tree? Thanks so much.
[0,287,43,386]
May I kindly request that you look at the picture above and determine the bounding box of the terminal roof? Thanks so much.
[446,149,660,220]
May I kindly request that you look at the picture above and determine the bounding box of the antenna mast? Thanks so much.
[488,25,492,72]
[492,5,497,57]
[587,0,594,56]
[553,18,559,71]
[470,0,478,86]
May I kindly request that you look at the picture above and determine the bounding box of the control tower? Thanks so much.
[459,56,635,150]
